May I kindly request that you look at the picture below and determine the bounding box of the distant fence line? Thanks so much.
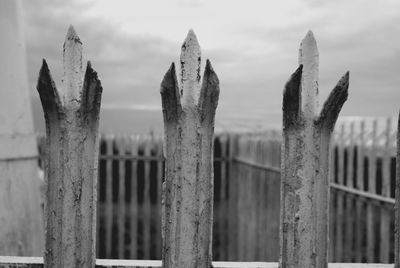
[35,117,397,263]
[330,118,396,263]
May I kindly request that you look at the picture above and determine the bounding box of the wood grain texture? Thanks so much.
[160,31,219,268]
[36,26,103,268]
[280,31,349,268]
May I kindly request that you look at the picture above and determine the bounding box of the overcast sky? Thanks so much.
[21,0,400,130]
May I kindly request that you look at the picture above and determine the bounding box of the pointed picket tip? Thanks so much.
[203,59,219,87]
[180,29,202,108]
[62,25,84,106]
[65,25,82,44]
[199,59,220,120]
[161,63,179,97]
[299,30,319,119]
[64,25,83,55]
[37,59,56,97]
[300,30,316,48]
[283,65,303,129]
[37,59,62,117]
[181,29,201,66]
[81,61,103,116]
[183,29,200,51]
[305,30,315,43]
[398,109,400,130]
[180,29,201,72]
[318,71,349,132]
[160,62,181,122]
[339,71,350,89]
[299,30,318,68]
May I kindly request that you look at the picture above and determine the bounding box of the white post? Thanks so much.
[36,26,103,268]
[0,0,44,256]
[280,31,349,268]
[160,30,219,268]
[395,111,400,268]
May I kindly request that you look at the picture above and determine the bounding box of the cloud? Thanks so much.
[21,0,400,134]
[225,0,400,117]
[22,0,179,107]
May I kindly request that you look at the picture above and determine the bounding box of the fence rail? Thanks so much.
[0,257,394,268]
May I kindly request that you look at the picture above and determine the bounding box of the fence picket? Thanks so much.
[251,138,260,260]
[329,134,335,262]
[345,122,355,262]
[142,136,151,259]
[369,120,378,194]
[329,182,335,262]
[219,135,228,260]
[271,139,281,260]
[130,135,139,259]
[335,124,345,262]
[347,122,355,188]
[213,137,221,260]
[105,134,114,258]
[280,31,349,266]
[355,121,366,262]
[258,139,267,260]
[357,121,366,191]
[237,137,247,261]
[36,26,103,267]
[250,138,257,261]
[160,30,219,267]
[380,118,392,263]
[155,137,163,259]
[227,134,239,261]
[237,137,244,260]
[254,138,262,260]
[383,118,392,197]
[117,136,127,259]
[367,120,378,263]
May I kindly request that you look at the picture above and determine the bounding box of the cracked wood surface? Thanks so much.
[280,31,349,268]
[36,26,102,268]
[160,30,219,268]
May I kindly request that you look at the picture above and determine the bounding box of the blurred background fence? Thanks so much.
[36,117,397,263]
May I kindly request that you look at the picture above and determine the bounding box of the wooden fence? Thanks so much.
[330,118,397,263]
[35,123,397,266]
[96,134,163,260]
[2,25,399,267]
[38,131,281,261]
[37,117,394,263]
[94,132,282,261]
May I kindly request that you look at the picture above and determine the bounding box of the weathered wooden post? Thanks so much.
[280,31,349,268]
[160,30,219,268]
[0,0,44,256]
[36,26,102,268]
[395,111,400,268]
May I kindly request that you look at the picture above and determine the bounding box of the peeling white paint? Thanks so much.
[299,30,319,118]
[180,29,201,108]
[62,25,84,107]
